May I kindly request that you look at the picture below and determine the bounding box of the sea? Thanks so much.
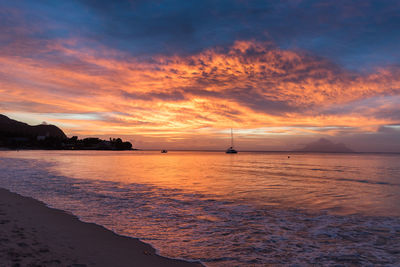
[0,150,399,266]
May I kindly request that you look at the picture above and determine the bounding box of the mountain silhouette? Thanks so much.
[0,114,66,139]
[0,114,132,150]
[298,138,354,153]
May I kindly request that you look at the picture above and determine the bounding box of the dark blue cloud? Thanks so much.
[1,0,400,70]
[121,90,186,101]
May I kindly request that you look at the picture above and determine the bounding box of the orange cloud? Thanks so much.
[1,39,399,148]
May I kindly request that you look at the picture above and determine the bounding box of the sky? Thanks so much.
[0,0,400,151]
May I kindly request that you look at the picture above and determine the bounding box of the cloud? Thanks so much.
[1,1,400,150]
[2,0,400,69]
[0,18,400,150]
[1,38,400,133]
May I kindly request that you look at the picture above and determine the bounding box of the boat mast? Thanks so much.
[231,128,234,148]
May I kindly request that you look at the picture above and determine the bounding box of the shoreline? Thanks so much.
[0,187,202,267]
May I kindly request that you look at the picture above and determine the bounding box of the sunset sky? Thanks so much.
[1,0,399,151]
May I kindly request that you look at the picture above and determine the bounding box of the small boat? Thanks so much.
[161,149,168,153]
[225,128,238,154]
[226,146,237,154]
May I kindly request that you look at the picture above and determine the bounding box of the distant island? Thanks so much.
[0,114,132,150]
[298,138,354,153]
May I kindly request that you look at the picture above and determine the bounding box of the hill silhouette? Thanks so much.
[0,114,132,150]
[0,114,66,139]
[298,138,354,153]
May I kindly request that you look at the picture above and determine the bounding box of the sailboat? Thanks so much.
[225,128,238,153]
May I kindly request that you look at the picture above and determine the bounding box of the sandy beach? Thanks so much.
[0,187,202,267]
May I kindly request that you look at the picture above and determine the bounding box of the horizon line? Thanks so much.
[133,149,400,154]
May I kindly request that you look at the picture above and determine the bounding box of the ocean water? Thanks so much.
[0,150,399,266]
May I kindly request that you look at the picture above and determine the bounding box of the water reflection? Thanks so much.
[2,150,400,216]
[1,151,400,266]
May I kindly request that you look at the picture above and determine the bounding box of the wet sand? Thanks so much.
[0,187,202,267]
